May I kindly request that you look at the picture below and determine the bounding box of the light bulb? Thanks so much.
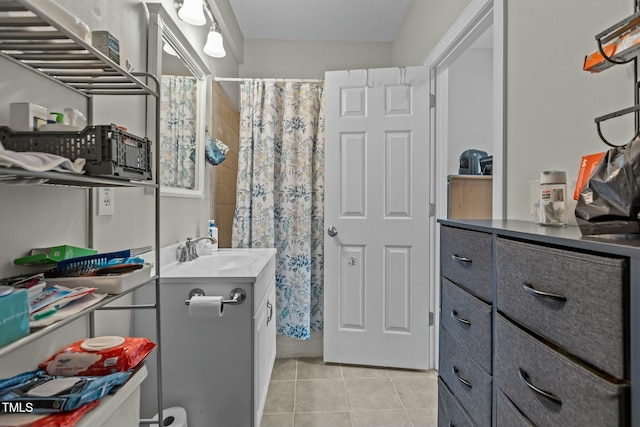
[203,29,226,58]
[163,43,179,57]
[178,0,206,26]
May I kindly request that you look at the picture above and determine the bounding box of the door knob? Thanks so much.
[328,227,338,237]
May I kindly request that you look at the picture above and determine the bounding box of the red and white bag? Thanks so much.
[40,336,156,376]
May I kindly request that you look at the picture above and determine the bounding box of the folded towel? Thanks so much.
[0,142,85,174]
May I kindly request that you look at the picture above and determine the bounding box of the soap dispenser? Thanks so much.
[208,220,219,252]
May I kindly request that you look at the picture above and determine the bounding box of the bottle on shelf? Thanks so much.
[208,220,219,252]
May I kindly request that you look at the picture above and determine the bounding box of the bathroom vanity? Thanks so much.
[139,248,277,427]
[438,219,636,427]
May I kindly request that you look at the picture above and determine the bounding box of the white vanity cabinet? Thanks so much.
[254,277,277,426]
[149,248,277,427]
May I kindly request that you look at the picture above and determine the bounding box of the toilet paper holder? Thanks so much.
[184,288,246,306]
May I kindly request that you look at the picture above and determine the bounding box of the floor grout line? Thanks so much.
[340,363,356,427]
[388,375,414,427]
[292,357,298,418]
[263,357,436,427]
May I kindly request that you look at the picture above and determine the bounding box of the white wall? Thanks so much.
[0,0,242,382]
[392,0,634,224]
[447,47,494,175]
[240,39,393,79]
[506,0,632,222]
[392,0,472,66]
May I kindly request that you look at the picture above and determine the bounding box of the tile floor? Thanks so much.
[261,358,438,427]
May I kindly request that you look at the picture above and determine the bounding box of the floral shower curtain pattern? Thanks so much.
[160,75,197,189]
[232,80,325,340]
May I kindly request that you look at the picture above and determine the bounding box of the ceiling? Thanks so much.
[227,0,415,43]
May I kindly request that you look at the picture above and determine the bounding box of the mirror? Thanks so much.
[146,3,211,197]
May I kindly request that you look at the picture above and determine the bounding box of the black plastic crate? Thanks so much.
[0,124,152,180]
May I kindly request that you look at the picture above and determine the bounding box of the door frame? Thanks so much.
[424,0,505,368]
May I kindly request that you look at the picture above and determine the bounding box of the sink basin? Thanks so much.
[161,248,276,279]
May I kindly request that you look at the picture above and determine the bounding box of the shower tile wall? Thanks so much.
[210,81,240,248]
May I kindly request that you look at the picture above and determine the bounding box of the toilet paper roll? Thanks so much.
[152,406,188,427]
[188,295,224,317]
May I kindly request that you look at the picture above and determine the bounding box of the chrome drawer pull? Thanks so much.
[518,368,562,406]
[452,366,472,388]
[451,254,472,263]
[451,310,471,326]
[522,283,567,302]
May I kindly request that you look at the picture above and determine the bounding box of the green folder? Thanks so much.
[13,245,97,266]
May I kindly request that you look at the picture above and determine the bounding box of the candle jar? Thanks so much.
[539,171,567,226]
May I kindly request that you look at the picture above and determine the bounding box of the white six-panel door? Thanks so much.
[324,66,430,369]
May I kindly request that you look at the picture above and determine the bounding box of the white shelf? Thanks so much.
[75,365,149,427]
[0,0,158,97]
[0,167,159,188]
[0,1,164,424]
[0,276,159,359]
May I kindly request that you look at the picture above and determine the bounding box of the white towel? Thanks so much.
[0,142,85,174]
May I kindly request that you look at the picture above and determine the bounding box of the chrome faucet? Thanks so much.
[177,236,217,262]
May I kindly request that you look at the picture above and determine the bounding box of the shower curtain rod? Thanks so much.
[215,77,323,83]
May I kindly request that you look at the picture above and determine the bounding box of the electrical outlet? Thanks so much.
[97,187,114,216]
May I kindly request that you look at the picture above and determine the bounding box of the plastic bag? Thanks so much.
[40,336,156,376]
[188,129,228,166]
[204,133,226,166]
[575,139,640,234]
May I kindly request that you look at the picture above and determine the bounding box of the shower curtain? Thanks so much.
[160,75,198,189]
[232,80,325,340]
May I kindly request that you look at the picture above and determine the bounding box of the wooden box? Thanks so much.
[447,175,492,219]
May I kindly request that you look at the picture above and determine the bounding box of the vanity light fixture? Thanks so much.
[177,0,206,26]
[203,21,226,58]
[163,42,180,57]
[175,0,226,59]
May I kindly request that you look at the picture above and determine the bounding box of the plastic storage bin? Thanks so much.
[0,125,152,180]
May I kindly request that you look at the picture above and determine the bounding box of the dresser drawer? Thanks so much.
[441,277,492,373]
[439,328,492,426]
[496,315,628,427]
[496,238,627,379]
[438,378,476,427]
[496,388,534,427]
[440,226,493,303]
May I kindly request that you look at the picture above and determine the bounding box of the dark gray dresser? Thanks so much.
[437,219,637,427]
